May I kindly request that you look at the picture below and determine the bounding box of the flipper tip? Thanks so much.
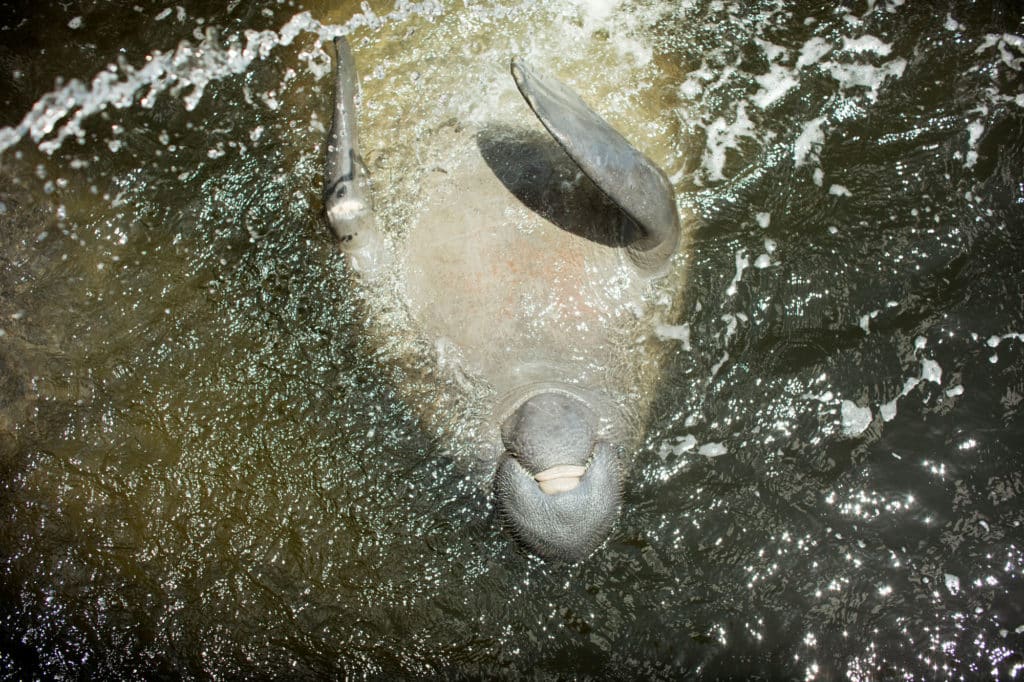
[509,58,681,272]
[510,57,528,84]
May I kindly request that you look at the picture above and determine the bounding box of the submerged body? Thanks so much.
[323,38,687,560]
[405,134,649,425]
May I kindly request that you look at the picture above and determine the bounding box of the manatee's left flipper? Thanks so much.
[511,59,680,272]
[324,37,380,271]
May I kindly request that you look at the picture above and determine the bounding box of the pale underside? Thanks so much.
[402,128,656,436]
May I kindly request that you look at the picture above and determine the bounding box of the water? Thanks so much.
[1,0,1023,678]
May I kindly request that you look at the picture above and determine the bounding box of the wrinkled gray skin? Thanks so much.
[494,393,621,559]
[322,37,680,561]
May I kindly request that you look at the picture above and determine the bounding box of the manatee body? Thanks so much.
[322,38,687,561]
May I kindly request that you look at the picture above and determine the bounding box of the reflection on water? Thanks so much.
[2,0,1023,678]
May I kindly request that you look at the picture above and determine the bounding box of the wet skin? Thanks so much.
[322,37,680,561]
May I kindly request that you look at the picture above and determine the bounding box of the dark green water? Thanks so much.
[1,0,1023,678]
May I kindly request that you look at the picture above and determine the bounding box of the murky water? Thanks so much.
[2,0,1023,678]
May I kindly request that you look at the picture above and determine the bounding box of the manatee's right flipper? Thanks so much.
[511,60,680,273]
[324,37,380,272]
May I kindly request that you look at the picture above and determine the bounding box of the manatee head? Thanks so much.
[494,392,621,561]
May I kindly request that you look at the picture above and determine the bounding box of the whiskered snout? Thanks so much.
[495,441,621,562]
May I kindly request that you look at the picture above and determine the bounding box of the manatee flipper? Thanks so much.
[324,37,380,273]
[511,60,680,272]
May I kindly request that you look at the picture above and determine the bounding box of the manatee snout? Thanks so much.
[494,392,622,562]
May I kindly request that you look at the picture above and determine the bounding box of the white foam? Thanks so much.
[572,0,618,23]
[841,400,872,436]
[944,573,960,595]
[900,376,921,396]
[702,102,757,181]
[755,37,789,63]
[679,61,714,100]
[563,0,657,65]
[753,65,799,109]
[944,14,964,31]
[654,322,691,350]
[824,58,907,101]
[710,351,729,378]
[829,184,852,197]
[794,116,826,167]
[1002,33,1024,52]
[679,78,703,99]
[0,3,445,156]
[797,37,833,68]
[720,314,739,344]
[657,434,697,460]
[698,442,728,458]
[726,249,749,296]
[965,120,984,168]
[987,331,1024,348]
[921,358,942,384]
[841,35,893,56]
[755,212,771,228]
[977,33,1024,73]
[876,352,943,423]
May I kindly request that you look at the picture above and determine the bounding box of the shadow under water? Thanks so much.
[476,125,639,249]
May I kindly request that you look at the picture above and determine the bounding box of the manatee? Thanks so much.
[321,37,688,561]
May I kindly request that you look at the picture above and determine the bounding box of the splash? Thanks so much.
[0,1,443,157]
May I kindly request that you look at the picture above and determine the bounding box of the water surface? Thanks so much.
[1,0,1023,678]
